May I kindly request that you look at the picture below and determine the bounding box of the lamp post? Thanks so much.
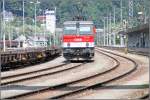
[30,0,40,47]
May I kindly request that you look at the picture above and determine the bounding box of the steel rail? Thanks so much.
[2,62,68,80]
[1,62,86,85]
[139,94,149,99]
[49,48,138,99]
[5,49,120,99]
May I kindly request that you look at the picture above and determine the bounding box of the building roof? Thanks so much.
[37,15,46,22]
[126,23,149,34]
[118,31,126,35]
[15,35,26,41]
[0,40,18,43]
[28,36,48,42]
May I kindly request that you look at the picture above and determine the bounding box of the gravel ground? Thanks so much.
[1,52,115,99]
[6,52,115,85]
[1,56,65,78]
[69,48,149,99]
[2,63,81,84]
[9,49,135,99]
[17,52,119,99]
[78,73,149,99]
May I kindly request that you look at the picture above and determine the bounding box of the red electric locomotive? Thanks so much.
[62,21,96,60]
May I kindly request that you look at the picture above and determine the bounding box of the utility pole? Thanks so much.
[113,7,116,47]
[128,0,133,27]
[109,13,112,46]
[35,4,37,47]
[3,0,6,51]
[97,31,99,46]
[0,12,2,42]
[8,21,11,48]
[43,10,46,47]
[144,10,147,24]
[120,0,123,29]
[120,0,124,47]
[107,15,109,46]
[113,7,116,26]
[103,17,106,46]
[149,10,150,49]
[30,1,40,47]
[23,0,25,48]
[54,7,56,46]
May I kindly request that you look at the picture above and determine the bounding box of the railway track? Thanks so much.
[140,94,149,99]
[2,62,68,80]
[2,48,138,99]
[1,62,88,85]
[49,48,138,99]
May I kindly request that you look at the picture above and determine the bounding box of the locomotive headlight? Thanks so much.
[86,42,89,47]
[67,43,70,47]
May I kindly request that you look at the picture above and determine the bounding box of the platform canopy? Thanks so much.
[126,23,149,34]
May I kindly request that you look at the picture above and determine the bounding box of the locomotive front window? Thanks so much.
[79,26,92,34]
[64,26,77,34]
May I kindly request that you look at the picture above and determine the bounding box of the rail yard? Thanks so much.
[0,0,149,99]
[1,47,149,99]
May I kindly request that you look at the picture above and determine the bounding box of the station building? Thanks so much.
[126,23,149,53]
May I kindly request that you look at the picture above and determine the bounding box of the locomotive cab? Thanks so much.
[62,21,95,60]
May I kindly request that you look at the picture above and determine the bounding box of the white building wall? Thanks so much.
[45,10,56,34]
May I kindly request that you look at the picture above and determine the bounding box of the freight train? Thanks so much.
[62,21,96,60]
[1,47,61,71]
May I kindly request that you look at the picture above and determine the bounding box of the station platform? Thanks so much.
[100,46,149,56]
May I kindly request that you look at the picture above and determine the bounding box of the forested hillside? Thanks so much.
[2,0,150,27]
